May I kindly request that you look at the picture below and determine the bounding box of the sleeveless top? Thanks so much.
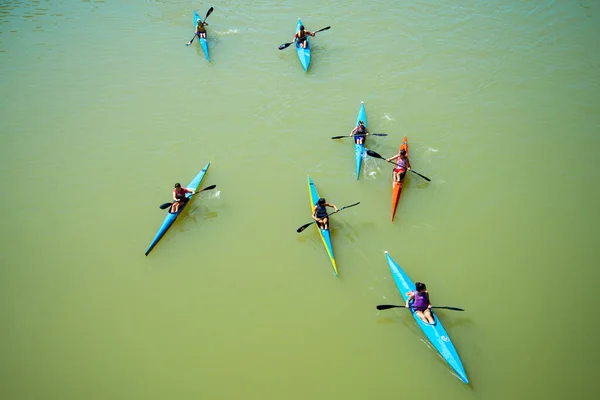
[174,188,187,199]
[412,291,430,311]
[297,30,306,40]
[395,157,406,170]
[315,203,328,218]
[356,125,366,135]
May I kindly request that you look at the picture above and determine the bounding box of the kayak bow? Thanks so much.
[384,251,468,384]
[354,101,367,179]
[391,135,408,221]
[307,176,338,276]
[145,162,211,256]
[194,10,210,61]
[295,18,311,71]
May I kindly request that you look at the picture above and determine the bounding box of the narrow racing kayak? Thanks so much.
[145,162,211,256]
[384,251,468,384]
[354,101,367,179]
[295,18,310,71]
[307,176,338,276]
[194,10,210,61]
[391,135,408,221]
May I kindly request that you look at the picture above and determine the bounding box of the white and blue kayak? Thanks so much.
[354,101,367,179]
[145,162,211,256]
[295,18,311,71]
[194,10,210,61]
[384,251,469,384]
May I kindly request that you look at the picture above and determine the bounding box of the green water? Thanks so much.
[1,0,599,398]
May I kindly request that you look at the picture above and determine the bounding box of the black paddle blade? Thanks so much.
[278,42,293,50]
[376,305,404,310]
[331,135,347,139]
[296,221,314,233]
[315,26,331,33]
[204,7,214,20]
[159,202,173,210]
[366,149,384,159]
[199,184,216,192]
[437,306,464,311]
[341,202,360,210]
[371,133,388,137]
[410,170,431,182]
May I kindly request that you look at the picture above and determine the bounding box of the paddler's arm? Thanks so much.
[312,206,318,220]
[386,154,399,163]
[327,203,339,212]
[405,291,415,308]
[406,158,412,170]
[349,127,357,137]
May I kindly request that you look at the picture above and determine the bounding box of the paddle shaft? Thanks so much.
[159,184,216,209]
[296,202,360,233]
[366,150,431,182]
[278,26,331,50]
[376,304,464,311]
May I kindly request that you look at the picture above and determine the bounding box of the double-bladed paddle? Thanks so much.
[376,304,465,311]
[186,7,214,46]
[366,149,431,182]
[278,26,331,50]
[331,133,388,140]
[159,184,217,210]
[296,201,360,233]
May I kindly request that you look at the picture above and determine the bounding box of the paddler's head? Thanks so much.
[174,183,182,189]
[318,198,326,205]
[358,120,364,126]
[299,25,305,32]
[399,149,406,157]
[415,282,427,293]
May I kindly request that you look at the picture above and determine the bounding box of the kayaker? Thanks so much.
[188,19,209,45]
[350,120,369,145]
[406,282,434,324]
[294,25,315,49]
[171,183,194,214]
[312,198,339,229]
[387,149,411,183]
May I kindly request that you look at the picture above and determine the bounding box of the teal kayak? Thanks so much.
[194,10,210,61]
[307,176,338,276]
[384,251,469,383]
[295,19,310,71]
[145,162,211,256]
[354,101,367,179]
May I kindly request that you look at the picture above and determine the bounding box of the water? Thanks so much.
[1,0,599,399]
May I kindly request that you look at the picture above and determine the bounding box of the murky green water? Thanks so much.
[1,0,599,399]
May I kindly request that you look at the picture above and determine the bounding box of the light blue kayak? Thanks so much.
[194,10,210,61]
[384,251,469,384]
[145,162,211,256]
[295,19,310,71]
[307,176,338,276]
[354,101,367,179]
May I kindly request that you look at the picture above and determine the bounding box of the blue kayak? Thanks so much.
[295,19,310,71]
[194,10,210,61]
[307,176,338,276]
[384,251,469,383]
[145,162,211,256]
[354,101,367,179]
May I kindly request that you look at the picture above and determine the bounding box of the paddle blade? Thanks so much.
[204,7,214,20]
[315,26,331,33]
[341,202,360,210]
[371,133,388,137]
[331,135,348,140]
[159,202,173,210]
[376,305,404,310]
[366,149,384,159]
[278,42,293,50]
[199,184,216,192]
[296,221,314,233]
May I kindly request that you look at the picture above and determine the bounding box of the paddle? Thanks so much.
[366,149,431,182]
[186,7,214,46]
[158,184,217,210]
[376,304,465,312]
[278,26,331,50]
[330,133,388,140]
[296,201,360,233]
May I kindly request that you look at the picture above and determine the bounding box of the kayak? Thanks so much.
[307,176,338,276]
[194,10,210,61]
[295,19,311,71]
[384,251,468,384]
[145,162,211,256]
[391,135,408,221]
[354,101,367,179]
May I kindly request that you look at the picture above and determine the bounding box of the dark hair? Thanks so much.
[300,25,305,30]
[174,183,181,188]
[318,198,326,205]
[415,282,427,291]
[400,150,406,156]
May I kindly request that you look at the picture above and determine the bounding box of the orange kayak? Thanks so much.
[391,135,408,221]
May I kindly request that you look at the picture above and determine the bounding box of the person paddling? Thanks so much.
[406,282,434,324]
[187,19,208,45]
[171,183,194,214]
[387,149,411,183]
[312,198,339,229]
[350,120,369,145]
[294,25,314,49]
